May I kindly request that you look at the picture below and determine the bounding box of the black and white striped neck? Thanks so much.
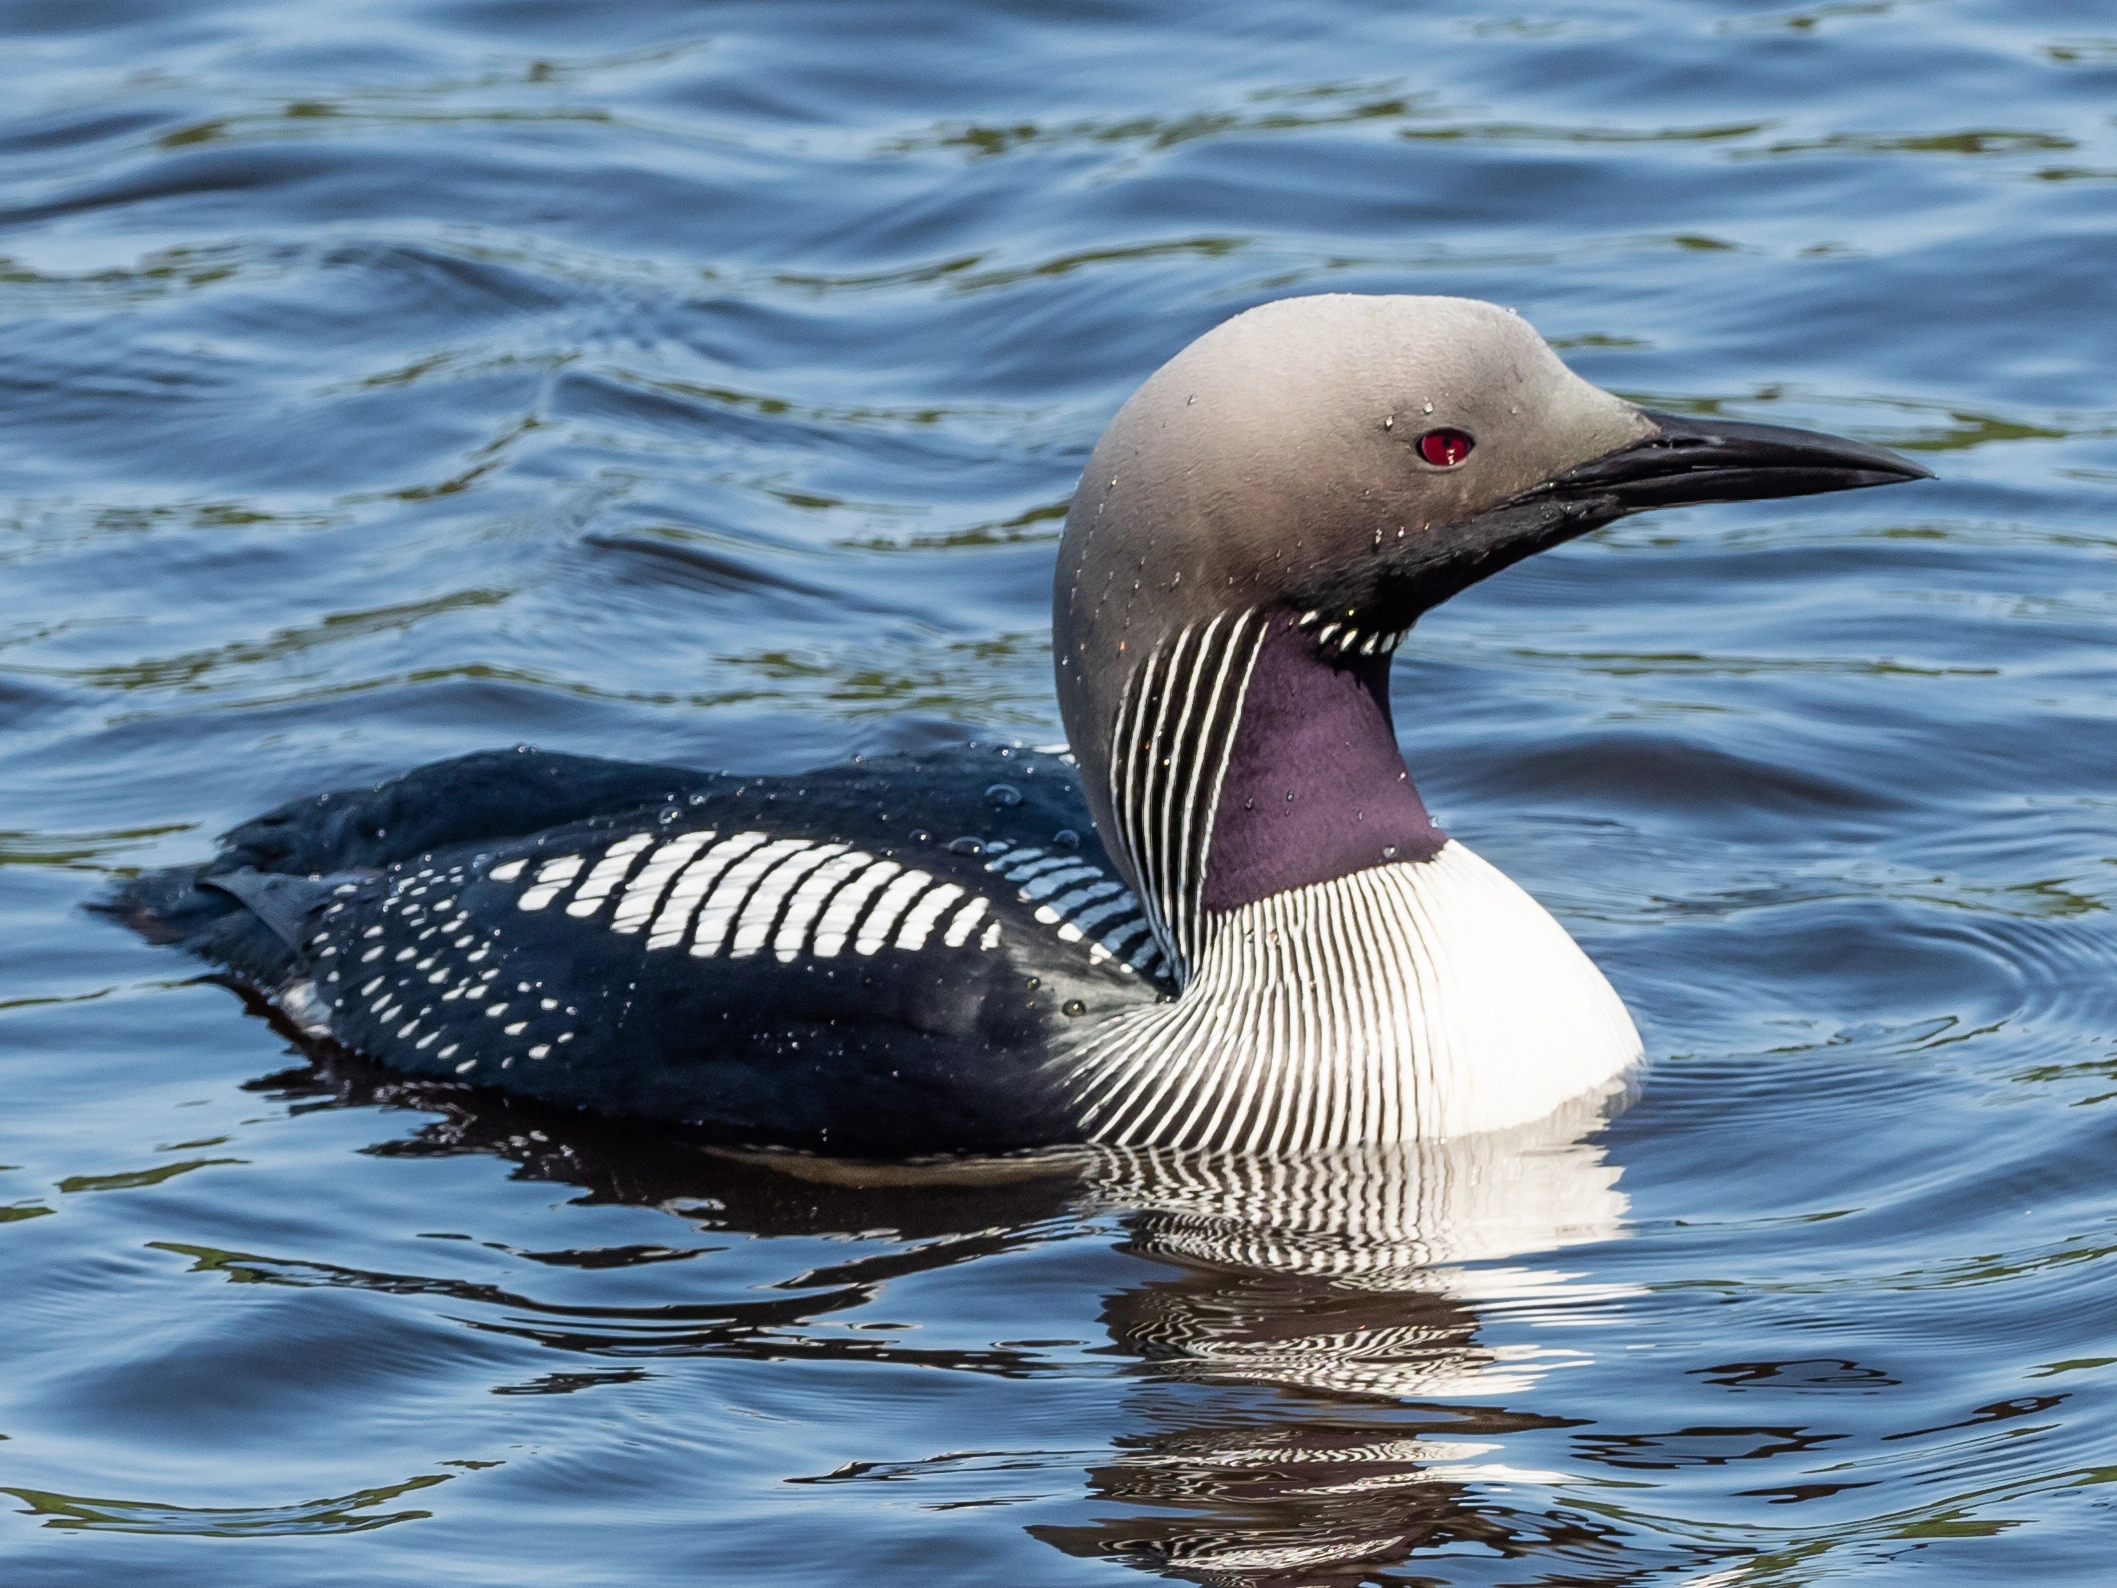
[1101,606,1445,985]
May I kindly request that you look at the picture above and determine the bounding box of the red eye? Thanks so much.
[1417,428,1474,467]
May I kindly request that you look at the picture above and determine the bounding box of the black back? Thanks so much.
[106,745,1172,1154]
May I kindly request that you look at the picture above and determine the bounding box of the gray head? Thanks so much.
[1054,293,1927,879]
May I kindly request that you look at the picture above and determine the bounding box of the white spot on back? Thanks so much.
[690,838,811,957]
[647,832,768,949]
[729,843,849,958]
[611,831,715,933]
[941,895,990,948]
[1101,918,1151,954]
[1070,892,1138,932]
[1019,864,1102,901]
[565,832,655,916]
[894,882,964,951]
[813,859,901,957]
[516,854,585,910]
[773,849,875,961]
[855,870,934,955]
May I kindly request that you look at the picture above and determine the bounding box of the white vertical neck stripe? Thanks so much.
[1105,607,1269,986]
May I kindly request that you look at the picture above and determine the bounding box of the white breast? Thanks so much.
[1059,841,1643,1147]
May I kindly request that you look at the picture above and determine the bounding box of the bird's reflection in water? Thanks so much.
[1033,1090,1634,1584]
[249,1011,1640,1586]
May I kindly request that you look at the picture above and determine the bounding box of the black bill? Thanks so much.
[1551,409,1933,512]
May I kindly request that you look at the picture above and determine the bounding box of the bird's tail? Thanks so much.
[95,863,311,991]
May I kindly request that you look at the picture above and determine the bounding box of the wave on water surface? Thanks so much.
[3,0,2116,1582]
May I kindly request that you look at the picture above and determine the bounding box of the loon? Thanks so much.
[107,295,1928,1156]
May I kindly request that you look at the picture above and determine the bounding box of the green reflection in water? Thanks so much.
[1401,120,1770,145]
[1502,648,1999,679]
[949,237,1247,294]
[1741,129,2079,159]
[159,103,618,152]
[0,244,252,304]
[57,1158,246,1194]
[2042,38,2117,64]
[847,499,1070,552]
[708,633,1052,724]
[0,824,195,870]
[887,80,1435,162]
[1615,387,2088,452]
[11,589,509,695]
[0,1473,452,1536]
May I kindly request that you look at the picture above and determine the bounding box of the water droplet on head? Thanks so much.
[1382,845,1398,860]
[985,783,1023,808]
[1051,828,1080,851]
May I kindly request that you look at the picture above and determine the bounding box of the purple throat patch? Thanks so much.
[1199,612,1445,914]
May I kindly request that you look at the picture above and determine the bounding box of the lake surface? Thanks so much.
[4,0,2115,1581]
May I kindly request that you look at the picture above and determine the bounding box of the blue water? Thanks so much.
[5,0,2116,1581]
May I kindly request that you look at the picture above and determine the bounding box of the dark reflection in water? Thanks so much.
[206,1003,1674,1584]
